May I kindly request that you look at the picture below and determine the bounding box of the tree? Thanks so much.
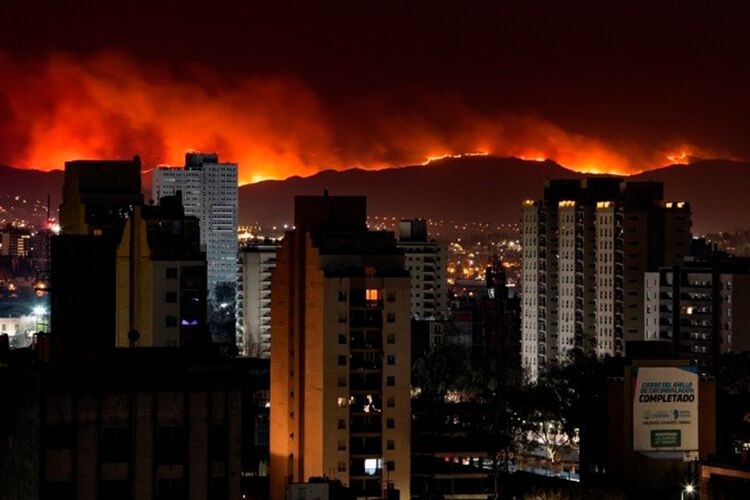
[208,281,236,344]
[514,352,608,466]
[716,352,750,455]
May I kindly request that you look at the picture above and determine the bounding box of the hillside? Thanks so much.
[1,157,748,234]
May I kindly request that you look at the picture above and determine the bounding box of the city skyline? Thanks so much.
[2,3,750,499]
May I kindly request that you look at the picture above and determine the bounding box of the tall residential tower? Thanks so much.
[397,218,449,321]
[270,194,411,499]
[521,179,691,380]
[153,153,238,296]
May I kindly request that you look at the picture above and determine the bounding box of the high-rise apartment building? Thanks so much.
[152,153,238,296]
[270,194,411,499]
[236,240,278,358]
[644,258,750,370]
[397,219,449,321]
[521,179,691,381]
[53,157,144,355]
[0,226,31,257]
[115,193,208,348]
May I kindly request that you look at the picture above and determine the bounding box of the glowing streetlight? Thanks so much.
[681,483,695,500]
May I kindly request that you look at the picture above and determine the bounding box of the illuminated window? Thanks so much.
[366,289,380,301]
[364,458,381,475]
[337,397,347,408]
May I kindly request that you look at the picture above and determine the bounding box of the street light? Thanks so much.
[681,483,695,500]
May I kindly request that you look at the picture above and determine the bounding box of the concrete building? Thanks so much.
[53,157,144,355]
[236,241,278,358]
[0,226,31,257]
[644,258,750,370]
[152,153,238,297]
[270,194,411,499]
[115,193,208,348]
[397,219,449,321]
[0,344,271,500]
[521,179,691,381]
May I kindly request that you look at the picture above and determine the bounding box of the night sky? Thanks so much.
[1,2,748,183]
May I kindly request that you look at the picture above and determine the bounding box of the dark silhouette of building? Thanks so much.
[52,157,144,356]
[52,158,208,354]
[0,342,269,500]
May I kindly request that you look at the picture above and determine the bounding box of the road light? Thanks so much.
[681,483,695,500]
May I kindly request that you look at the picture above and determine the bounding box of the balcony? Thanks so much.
[349,438,383,456]
[350,373,382,392]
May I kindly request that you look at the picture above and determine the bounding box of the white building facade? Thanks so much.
[397,219,449,321]
[236,242,278,357]
[152,153,238,296]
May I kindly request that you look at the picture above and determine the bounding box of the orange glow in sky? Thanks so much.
[0,51,717,184]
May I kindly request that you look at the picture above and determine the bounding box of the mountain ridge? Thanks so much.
[1,157,747,234]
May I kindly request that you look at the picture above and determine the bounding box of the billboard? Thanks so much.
[632,366,699,452]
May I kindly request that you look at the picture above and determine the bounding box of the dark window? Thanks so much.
[338,355,347,366]
[386,461,395,472]
[100,480,131,500]
[157,478,185,500]
[165,292,177,303]
[337,376,347,387]
[209,425,228,461]
[386,334,395,344]
[387,440,395,450]
[338,334,347,344]
[387,312,396,323]
[387,355,396,365]
[387,418,395,429]
[338,461,347,472]
[165,316,178,327]
[43,424,76,449]
[42,481,74,500]
[209,477,227,500]
[387,398,395,408]
[156,426,186,464]
[337,439,347,451]
[338,291,347,302]
[101,427,130,463]
[386,292,396,303]
[338,419,346,430]
[387,376,395,386]
[166,268,178,279]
